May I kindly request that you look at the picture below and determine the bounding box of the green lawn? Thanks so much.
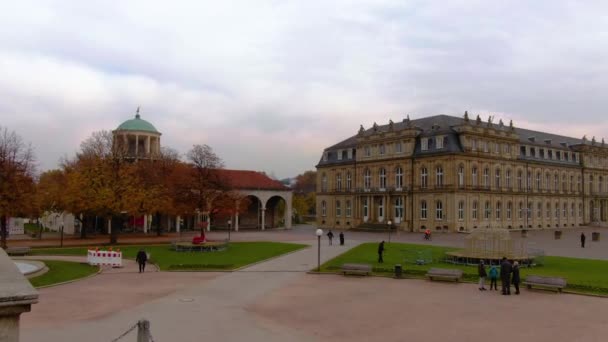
[30,242,307,271]
[29,260,99,288]
[321,242,608,296]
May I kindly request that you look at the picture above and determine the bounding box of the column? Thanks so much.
[146,136,151,155]
[167,216,171,232]
[123,134,128,152]
[176,216,181,233]
[261,208,266,230]
[285,198,293,229]
[135,135,139,158]
[143,215,148,234]
[235,201,240,232]
[107,219,112,234]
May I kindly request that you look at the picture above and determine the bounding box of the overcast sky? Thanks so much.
[1,1,607,178]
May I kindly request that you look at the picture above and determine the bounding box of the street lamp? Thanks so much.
[387,220,392,243]
[227,219,232,241]
[315,228,323,272]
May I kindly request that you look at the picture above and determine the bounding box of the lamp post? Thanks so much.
[227,219,232,241]
[387,220,392,243]
[315,228,323,272]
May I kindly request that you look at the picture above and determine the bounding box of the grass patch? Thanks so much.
[30,242,307,271]
[321,242,608,296]
[29,260,99,288]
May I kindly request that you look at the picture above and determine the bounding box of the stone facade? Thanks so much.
[316,114,608,232]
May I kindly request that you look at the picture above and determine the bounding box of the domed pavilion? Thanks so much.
[113,108,161,159]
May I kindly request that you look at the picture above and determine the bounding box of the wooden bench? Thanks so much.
[341,263,372,276]
[426,268,463,282]
[5,247,31,256]
[523,275,567,293]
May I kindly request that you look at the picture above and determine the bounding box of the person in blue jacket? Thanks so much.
[488,264,499,291]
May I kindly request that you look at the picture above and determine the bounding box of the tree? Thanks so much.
[0,127,36,249]
[291,170,317,222]
[293,170,316,194]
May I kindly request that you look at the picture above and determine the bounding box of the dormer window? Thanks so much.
[323,151,329,161]
[436,136,444,149]
[379,144,385,155]
[421,138,429,151]
[337,149,342,160]
[528,136,536,142]
[548,150,553,159]
[544,139,552,144]
[347,149,353,159]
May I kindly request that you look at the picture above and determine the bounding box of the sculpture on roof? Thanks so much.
[388,119,394,131]
[358,125,365,135]
[509,120,514,131]
[464,111,469,122]
[373,122,378,132]
[487,115,493,127]
[602,138,605,147]
[476,115,482,125]
[582,135,587,143]
[592,136,596,145]
[499,119,504,128]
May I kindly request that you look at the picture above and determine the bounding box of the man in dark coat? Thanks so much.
[581,232,586,248]
[339,232,345,246]
[512,261,521,295]
[327,230,334,245]
[378,241,385,263]
[478,260,487,291]
[500,257,513,295]
[136,249,148,273]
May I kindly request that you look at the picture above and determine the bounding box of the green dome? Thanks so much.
[116,113,160,133]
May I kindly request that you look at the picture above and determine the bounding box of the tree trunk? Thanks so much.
[109,216,118,244]
[79,216,87,239]
[0,215,7,249]
[155,212,162,236]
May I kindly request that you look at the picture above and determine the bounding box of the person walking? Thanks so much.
[478,260,487,291]
[135,249,148,273]
[512,261,521,295]
[327,230,334,245]
[500,257,513,295]
[339,231,345,246]
[378,241,385,263]
[489,264,499,291]
[581,232,586,248]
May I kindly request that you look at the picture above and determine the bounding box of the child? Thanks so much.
[489,264,498,291]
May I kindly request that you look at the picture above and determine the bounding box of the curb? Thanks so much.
[34,264,102,289]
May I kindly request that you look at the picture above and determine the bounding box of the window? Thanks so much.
[321,201,327,216]
[323,151,328,161]
[421,138,429,151]
[336,173,342,191]
[556,151,561,160]
[472,201,478,220]
[395,141,403,153]
[346,172,352,190]
[535,172,541,191]
[458,201,464,220]
[507,202,512,220]
[517,170,523,191]
[483,141,489,153]
[546,173,551,191]
[347,149,353,159]
[421,167,428,188]
[579,203,582,217]
[436,201,443,220]
[495,142,500,154]
[555,203,559,218]
[562,175,567,193]
[364,169,371,190]
[336,200,341,217]
[379,168,387,189]
[530,147,536,158]
[537,202,542,218]
[421,200,427,219]
[540,149,545,159]
[554,174,559,192]
[395,167,403,189]
[503,143,510,154]
[337,150,342,161]
[571,203,575,218]
[496,201,502,219]
[546,203,551,219]
[379,144,385,155]
[527,202,532,219]
[346,200,352,217]
[520,146,526,156]
[563,203,568,218]
[458,165,464,188]
[472,167,478,187]
[506,169,511,188]
[518,202,523,219]
[363,197,368,218]
[548,150,553,159]
[484,201,491,219]
[483,168,490,189]
[364,146,371,157]
[495,168,501,189]
[527,172,531,191]
[436,166,444,187]
[436,136,444,149]
[321,173,327,192]
[578,176,581,192]
[395,197,404,219]
[570,175,574,192]
[472,139,477,151]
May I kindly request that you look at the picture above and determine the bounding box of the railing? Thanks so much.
[112,319,155,342]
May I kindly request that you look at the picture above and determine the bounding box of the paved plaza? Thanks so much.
[18,226,608,341]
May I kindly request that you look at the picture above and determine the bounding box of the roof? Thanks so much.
[218,169,290,191]
[116,114,160,134]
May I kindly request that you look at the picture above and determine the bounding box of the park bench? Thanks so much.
[523,275,567,293]
[5,247,31,256]
[341,263,372,276]
[426,268,463,282]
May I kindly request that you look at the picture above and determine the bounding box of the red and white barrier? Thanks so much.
[87,250,122,267]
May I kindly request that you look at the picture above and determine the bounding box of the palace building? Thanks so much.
[315,113,608,233]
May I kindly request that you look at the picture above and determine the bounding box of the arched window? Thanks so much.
[537,202,542,218]
[457,165,464,188]
[536,172,541,191]
[518,202,523,219]
[458,200,465,220]
[517,170,523,191]
[496,201,502,219]
[421,167,428,188]
[379,168,387,189]
[336,173,342,191]
[546,173,551,191]
[546,202,551,219]
[321,200,327,217]
[321,173,327,192]
[336,200,341,217]
[554,173,559,192]
[346,172,352,190]
[394,197,404,219]
[346,200,352,217]
[436,201,443,220]
[484,201,491,219]
[421,200,427,219]
[472,167,478,187]
[562,174,567,193]
[362,197,368,218]
[395,167,403,189]
[495,168,501,189]
[364,169,371,190]
[472,201,478,220]
[436,166,444,187]
[507,202,512,220]
[483,167,490,189]
[506,169,512,188]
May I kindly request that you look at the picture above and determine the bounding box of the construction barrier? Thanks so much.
[87,249,122,267]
